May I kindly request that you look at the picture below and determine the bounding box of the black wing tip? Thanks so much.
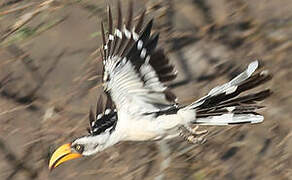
[134,9,146,33]
[142,19,154,36]
[89,107,95,122]
[147,19,154,30]
[125,0,134,28]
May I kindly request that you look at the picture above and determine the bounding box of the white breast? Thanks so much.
[116,111,184,141]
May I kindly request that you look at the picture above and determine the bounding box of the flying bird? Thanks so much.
[49,1,272,170]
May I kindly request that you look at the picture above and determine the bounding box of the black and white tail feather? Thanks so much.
[184,61,272,125]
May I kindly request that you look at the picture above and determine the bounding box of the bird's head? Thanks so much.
[49,133,111,170]
[49,98,118,171]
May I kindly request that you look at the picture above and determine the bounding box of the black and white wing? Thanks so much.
[88,93,117,135]
[100,2,177,115]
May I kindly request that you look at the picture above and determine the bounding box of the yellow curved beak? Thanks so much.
[49,143,82,170]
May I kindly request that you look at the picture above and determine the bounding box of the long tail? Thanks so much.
[184,60,272,125]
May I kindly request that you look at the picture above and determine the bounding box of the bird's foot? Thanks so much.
[179,125,208,144]
[187,125,208,135]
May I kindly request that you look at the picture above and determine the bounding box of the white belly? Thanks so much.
[116,112,185,141]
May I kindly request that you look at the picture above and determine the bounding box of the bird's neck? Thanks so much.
[102,129,125,150]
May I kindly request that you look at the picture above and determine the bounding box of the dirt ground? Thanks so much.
[0,0,291,180]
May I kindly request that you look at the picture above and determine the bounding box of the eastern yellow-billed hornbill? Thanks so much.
[49,1,272,170]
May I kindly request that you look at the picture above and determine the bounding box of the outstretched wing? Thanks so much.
[100,1,177,115]
[88,93,117,135]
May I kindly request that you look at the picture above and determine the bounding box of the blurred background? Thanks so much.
[0,0,291,179]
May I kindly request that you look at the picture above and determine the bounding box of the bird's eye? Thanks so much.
[73,144,84,154]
